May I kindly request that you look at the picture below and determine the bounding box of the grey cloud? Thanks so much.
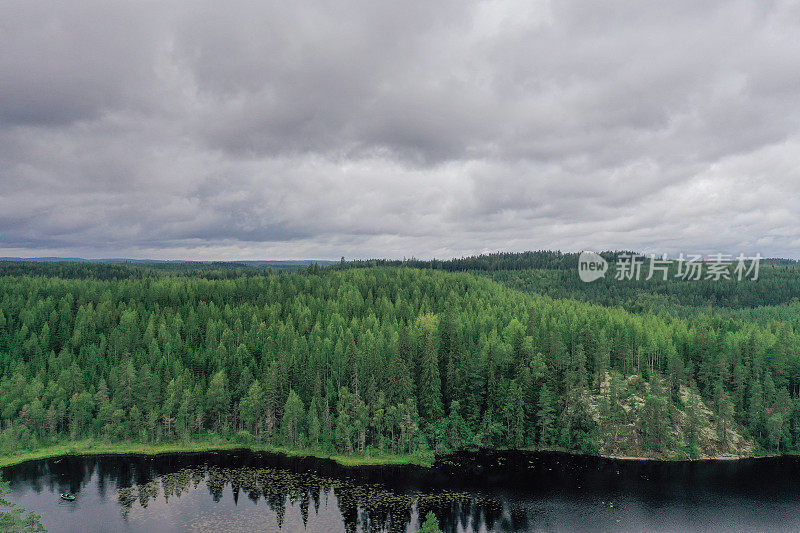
[1,0,800,259]
[0,1,167,126]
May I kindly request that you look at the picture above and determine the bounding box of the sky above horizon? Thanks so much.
[2,1,800,261]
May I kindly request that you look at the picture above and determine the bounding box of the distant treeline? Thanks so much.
[331,251,615,271]
[0,261,328,281]
[333,251,796,273]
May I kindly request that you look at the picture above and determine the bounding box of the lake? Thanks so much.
[3,450,800,532]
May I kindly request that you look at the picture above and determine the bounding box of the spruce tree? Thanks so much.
[537,383,557,446]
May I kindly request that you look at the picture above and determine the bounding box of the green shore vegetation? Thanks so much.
[0,438,432,469]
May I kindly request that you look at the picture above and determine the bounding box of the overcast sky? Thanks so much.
[2,0,799,260]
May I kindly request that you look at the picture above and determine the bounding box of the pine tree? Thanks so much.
[685,388,701,458]
[371,392,386,453]
[206,370,230,431]
[446,400,470,450]
[417,315,444,422]
[239,380,265,436]
[335,387,355,454]
[418,511,443,533]
[353,392,370,453]
[282,389,305,447]
[748,378,765,441]
[307,397,321,448]
[766,412,783,452]
[507,381,526,448]
[537,383,557,446]
[386,354,413,406]
[0,480,45,532]
[642,376,669,452]
[68,391,94,437]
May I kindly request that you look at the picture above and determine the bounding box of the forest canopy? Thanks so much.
[1,254,799,461]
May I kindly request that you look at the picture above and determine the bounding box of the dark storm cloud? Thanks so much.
[1,0,800,259]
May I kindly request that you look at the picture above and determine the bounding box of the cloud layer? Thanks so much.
[2,0,800,259]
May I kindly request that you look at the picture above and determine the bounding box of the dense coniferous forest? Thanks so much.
[487,265,800,314]
[335,253,800,311]
[1,254,800,463]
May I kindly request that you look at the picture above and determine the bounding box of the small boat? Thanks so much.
[60,493,76,501]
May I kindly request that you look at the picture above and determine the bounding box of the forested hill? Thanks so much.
[487,267,800,315]
[335,251,800,314]
[1,266,799,462]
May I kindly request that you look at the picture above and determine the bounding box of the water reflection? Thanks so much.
[2,451,506,532]
[5,451,800,532]
[113,464,499,532]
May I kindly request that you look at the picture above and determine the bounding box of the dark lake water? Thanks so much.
[3,450,800,532]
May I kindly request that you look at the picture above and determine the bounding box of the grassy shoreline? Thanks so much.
[1,441,783,470]
[0,440,434,469]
